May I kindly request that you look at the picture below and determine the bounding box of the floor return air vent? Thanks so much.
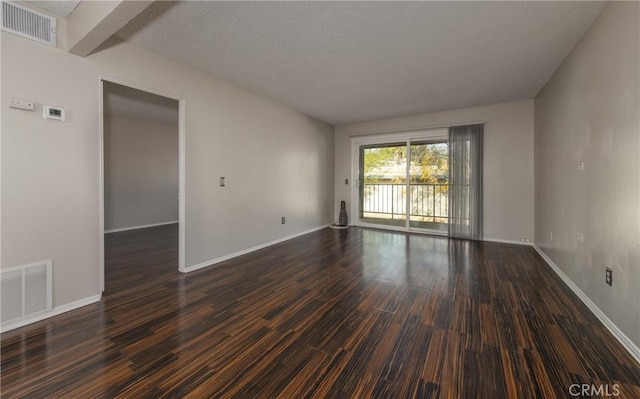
[1,260,53,329]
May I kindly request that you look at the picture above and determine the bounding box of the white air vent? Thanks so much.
[1,260,52,327]
[1,1,56,47]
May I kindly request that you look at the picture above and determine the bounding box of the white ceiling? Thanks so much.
[116,1,607,125]
[27,1,80,17]
[103,81,178,126]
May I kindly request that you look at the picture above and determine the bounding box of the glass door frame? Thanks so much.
[350,128,449,236]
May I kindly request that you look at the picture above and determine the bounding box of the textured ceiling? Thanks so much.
[103,81,178,126]
[116,1,607,125]
[27,1,80,17]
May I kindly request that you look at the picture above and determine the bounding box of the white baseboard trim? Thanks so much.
[105,221,178,234]
[533,244,640,364]
[0,294,102,333]
[483,237,533,246]
[185,224,330,273]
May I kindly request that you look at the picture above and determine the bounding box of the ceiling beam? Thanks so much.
[67,0,153,57]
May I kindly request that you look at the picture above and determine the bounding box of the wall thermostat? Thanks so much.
[43,105,65,122]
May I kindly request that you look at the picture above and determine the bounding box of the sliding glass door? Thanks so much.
[408,141,449,232]
[355,130,449,234]
[360,143,408,228]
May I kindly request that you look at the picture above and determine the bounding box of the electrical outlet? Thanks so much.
[577,232,584,243]
[578,161,585,171]
[219,177,225,187]
[345,178,349,185]
[281,217,286,224]
[605,267,612,286]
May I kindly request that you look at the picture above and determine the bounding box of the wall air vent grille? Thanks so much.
[0,260,52,329]
[1,1,56,46]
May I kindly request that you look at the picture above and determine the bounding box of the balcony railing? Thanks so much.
[362,183,449,223]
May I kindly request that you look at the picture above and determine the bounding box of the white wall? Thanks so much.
[334,99,535,242]
[1,22,334,308]
[104,114,178,231]
[534,2,640,347]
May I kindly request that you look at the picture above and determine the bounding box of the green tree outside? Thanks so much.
[363,143,449,184]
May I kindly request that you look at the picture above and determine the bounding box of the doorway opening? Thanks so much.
[99,78,185,293]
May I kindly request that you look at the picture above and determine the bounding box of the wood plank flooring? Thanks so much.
[1,225,639,398]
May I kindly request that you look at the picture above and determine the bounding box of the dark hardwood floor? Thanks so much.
[1,225,639,398]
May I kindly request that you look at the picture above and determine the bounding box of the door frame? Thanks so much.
[350,128,448,235]
[98,76,186,293]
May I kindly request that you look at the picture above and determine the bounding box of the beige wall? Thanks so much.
[534,2,640,346]
[1,26,334,307]
[335,99,535,243]
[104,114,178,231]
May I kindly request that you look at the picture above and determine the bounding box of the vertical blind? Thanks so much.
[448,124,483,240]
